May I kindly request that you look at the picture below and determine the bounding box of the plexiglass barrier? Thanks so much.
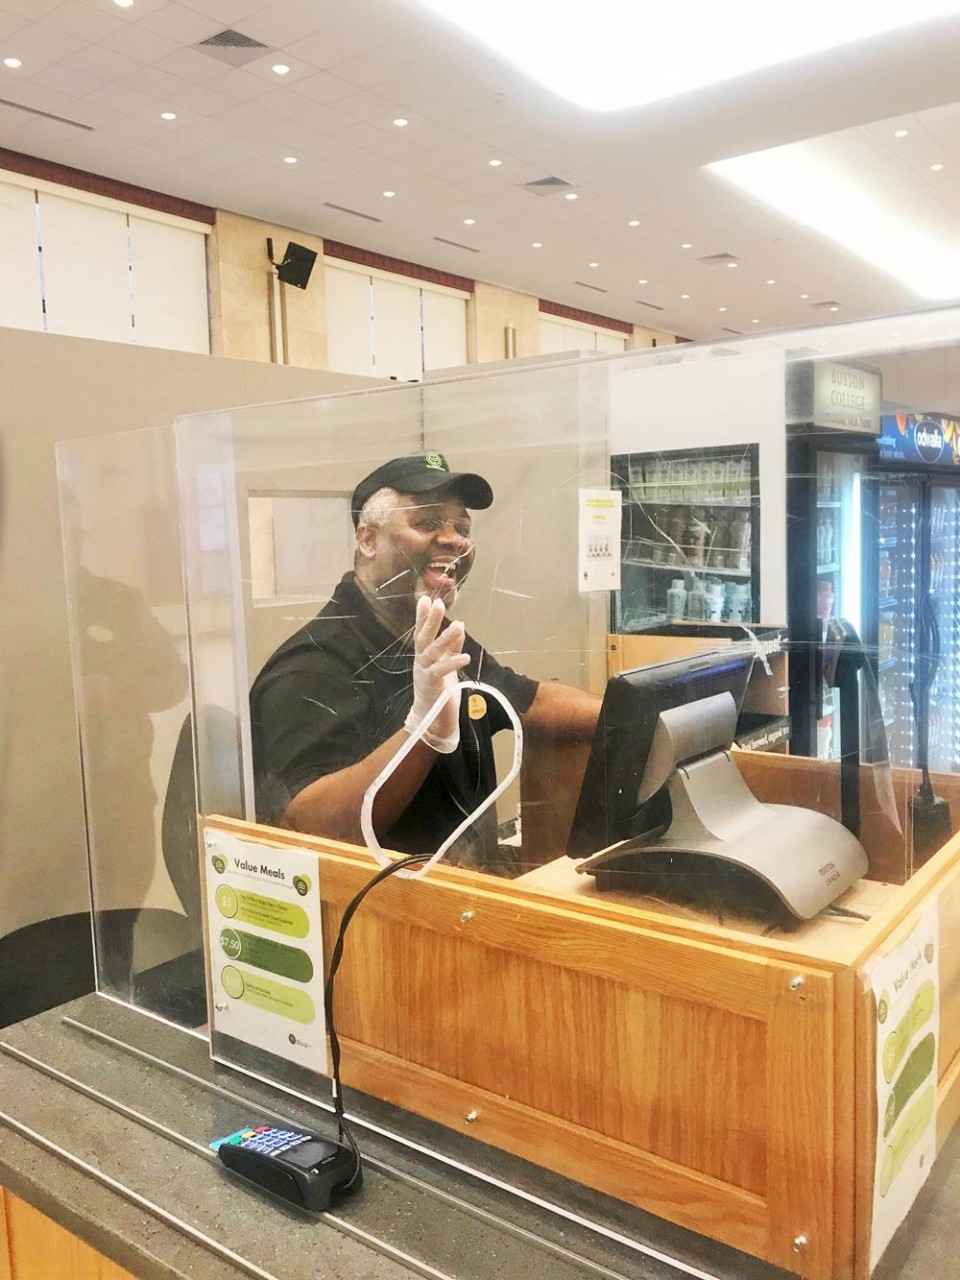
[57,307,960,1275]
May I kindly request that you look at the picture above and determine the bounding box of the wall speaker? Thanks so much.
[267,239,317,289]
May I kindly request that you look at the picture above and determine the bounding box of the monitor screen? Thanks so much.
[566,649,754,859]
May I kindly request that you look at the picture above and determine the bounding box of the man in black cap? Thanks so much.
[250,453,600,872]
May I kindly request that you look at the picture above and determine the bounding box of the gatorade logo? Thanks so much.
[424,452,447,471]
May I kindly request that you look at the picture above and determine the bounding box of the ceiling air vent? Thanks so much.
[810,300,842,311]
[698,252,740,267]
[433,237,479,253]
[194,29,273,66]
[522,175,573,197]
[322,203,382,223]
[721,327,744,336]
[574,280,608,293]
[634,298,665,311]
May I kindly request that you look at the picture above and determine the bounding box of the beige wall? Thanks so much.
[0,325,374,939]
[466,282,542,364]
[629,324,679,348]
[208,210,327,368]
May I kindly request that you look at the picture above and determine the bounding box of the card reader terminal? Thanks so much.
[211,1124,361,1211]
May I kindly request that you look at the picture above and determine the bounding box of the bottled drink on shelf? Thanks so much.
[686,578,708,620]
[822,513,834,566]
[705,579,724,621]
[879,550,892,594]
[666,578,687,622]
[731,510,751,571]
[687,507,708,566]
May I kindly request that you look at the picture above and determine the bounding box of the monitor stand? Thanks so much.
[577,750,869,920]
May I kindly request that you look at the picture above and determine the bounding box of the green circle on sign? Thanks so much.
[221,966,245,999]
[215,885,239,918]
[211,855,226,874]
[219,928,242,960]
[293,875,310,897]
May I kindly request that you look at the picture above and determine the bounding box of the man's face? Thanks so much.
[358,492,475,616]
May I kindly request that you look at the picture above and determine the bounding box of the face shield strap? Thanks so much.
[360,680,523,880]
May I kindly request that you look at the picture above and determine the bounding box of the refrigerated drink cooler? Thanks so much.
[611,444,760,632]
[788,414,960,774]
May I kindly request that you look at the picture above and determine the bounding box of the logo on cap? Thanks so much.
[424,452,447,472]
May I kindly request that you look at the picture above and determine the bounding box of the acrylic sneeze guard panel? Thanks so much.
[58,307,960,1280]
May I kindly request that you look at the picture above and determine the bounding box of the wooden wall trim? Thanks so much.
[324,239,474,293]
[0,148,216,224]
[538,297,633,336]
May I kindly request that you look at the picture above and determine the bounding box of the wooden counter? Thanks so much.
[205,751,960,1280]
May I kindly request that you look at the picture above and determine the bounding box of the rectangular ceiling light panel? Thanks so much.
[708,143,960,300]
[415,0,960,111]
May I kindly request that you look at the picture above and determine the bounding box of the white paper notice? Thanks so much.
[203,826,328,1075]
[578,488,622,593]
[869,901,940,1270]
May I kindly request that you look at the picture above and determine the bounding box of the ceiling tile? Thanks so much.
[61,44,141,81]
[115,64,192,100]
[0,0,63,17]
[57,98,120,128]
[284,27,372,69]
[152,46,230,83]
[174,0,265,23]
[288,71,355,105]
[42,1,127,42]
[239,2,328,46]
[84,82,160,115]
[171,81,238,115]
[211,99,278,132]
[134,2,222,44]
[105,113,168,143]
[178,113,236,142]
[202,66,277,101]
[98,23,180,64]
[26,62,104,97]
[9,21,86,60]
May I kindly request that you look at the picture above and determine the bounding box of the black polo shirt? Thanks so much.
[250,573,538,868]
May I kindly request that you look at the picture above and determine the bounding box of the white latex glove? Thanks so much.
[404,595,470,753]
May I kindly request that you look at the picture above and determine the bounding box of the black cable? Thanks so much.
[322,850,431,1189]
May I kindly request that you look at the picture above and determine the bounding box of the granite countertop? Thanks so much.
[1,993,959,1280]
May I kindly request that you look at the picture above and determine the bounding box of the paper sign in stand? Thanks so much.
[202,824,328,1077]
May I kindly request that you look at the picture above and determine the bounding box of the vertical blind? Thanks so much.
[0,176,210,353]
[324,259,469,381]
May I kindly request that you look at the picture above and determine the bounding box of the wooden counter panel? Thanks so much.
[1,1191,134,1280]
[328,909,770,1192]
[341,1039,770,1261]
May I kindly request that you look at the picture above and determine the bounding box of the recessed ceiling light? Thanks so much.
[393,117,409,127]
[718,306,728,312]
[931,163,944,171]
[588,261,599,267]
[283,156,298,164]
[680,293,690,299]
[829,305,840,311]
[3,57,22,68]
[272,64,290,75]
[564,192,578,200]
[894,129,909,137]
[160,111,177,121]
[488,158,502,166]
[532,241,543,248]
[766,278,776,284]
[638,278,648,284]
[727,261,738,268]
[114,0,134,7]
[752,318,760,323]
[463,218,475,225]
[681,242,692,249]
[415,1,960,112]
[382,189,396,197]
[628,219,640,226]
[800,292,809,298]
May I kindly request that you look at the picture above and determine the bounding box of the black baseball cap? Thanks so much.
[351,453,493,526]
